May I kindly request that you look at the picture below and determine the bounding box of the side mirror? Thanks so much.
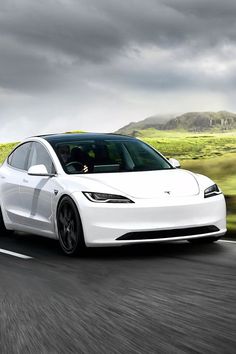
[28,164,54,176]
[169,158,181,168]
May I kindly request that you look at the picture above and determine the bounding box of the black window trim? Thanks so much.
[28,141,57,175]
[7,141,33,172]
[7,140,57,175]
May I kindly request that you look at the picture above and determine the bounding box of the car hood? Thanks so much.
[70,169,200,199]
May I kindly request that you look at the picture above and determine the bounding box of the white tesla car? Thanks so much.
[0,133,226,255]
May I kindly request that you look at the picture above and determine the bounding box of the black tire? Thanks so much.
[0,207,14,235]
[57,196,85,256]
[188,236,220,244]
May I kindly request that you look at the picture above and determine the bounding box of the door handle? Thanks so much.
[23,178,29,183]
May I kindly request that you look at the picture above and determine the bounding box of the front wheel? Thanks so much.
[57,196,85,256]
[188,236,220,244]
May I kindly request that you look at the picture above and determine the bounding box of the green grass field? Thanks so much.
[0,130,235,233]
[141,128,236,159]
[0,142,18,164]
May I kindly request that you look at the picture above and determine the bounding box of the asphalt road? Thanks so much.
[0,232,235,354]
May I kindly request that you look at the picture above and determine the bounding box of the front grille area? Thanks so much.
[116,225,219,241]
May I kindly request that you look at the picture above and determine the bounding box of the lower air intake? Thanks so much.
[116,225,219,241]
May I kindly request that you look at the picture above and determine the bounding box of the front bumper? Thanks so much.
[72,192,226,247]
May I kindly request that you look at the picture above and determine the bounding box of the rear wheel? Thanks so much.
[57,196,85,256]
[0,207,14,235]
[188,236,220,244]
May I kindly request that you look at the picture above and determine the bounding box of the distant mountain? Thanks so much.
[115,111,236,135]
[164,111,236,131]
[115,114,175,135]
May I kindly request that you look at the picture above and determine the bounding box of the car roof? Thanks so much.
[37,133,137,143]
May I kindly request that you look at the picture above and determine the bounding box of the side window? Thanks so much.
[8,142,32,170]
[28,142,55,174]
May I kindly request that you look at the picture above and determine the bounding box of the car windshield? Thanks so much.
[52,139,172,174]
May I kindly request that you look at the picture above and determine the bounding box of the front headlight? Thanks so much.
[83,192,134,203]
[204,184,222,198]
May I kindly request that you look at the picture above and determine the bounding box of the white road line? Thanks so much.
[0,248,33,259]
[219,240,236,244]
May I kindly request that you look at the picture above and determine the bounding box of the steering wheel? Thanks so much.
[65,161,85,172]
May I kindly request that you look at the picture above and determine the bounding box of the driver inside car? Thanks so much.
[57,144,71,164]
[57,144,93,173]
[69,147,93,173]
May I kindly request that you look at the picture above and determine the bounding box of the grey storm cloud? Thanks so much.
[1,0,236,91]
[0,0,236,141]
[2,1,236,56]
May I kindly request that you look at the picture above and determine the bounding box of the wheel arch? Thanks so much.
[55,193,86,243]
[56,193,82,216]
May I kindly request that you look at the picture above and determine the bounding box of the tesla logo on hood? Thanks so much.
[164,191,171,195]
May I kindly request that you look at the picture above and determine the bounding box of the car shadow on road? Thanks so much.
[85,241,225,261]
[0,231,226,261]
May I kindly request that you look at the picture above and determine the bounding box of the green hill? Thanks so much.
[116,111,236,135]
[164,111,236,131]
[115,114,174,135]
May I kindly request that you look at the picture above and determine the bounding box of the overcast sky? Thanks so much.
[0,0,236,141]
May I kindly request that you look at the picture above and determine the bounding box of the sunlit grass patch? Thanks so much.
[0,142,18,164]
[142,132,236,160]
[181,154,236,196]
[227,214,236,235]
